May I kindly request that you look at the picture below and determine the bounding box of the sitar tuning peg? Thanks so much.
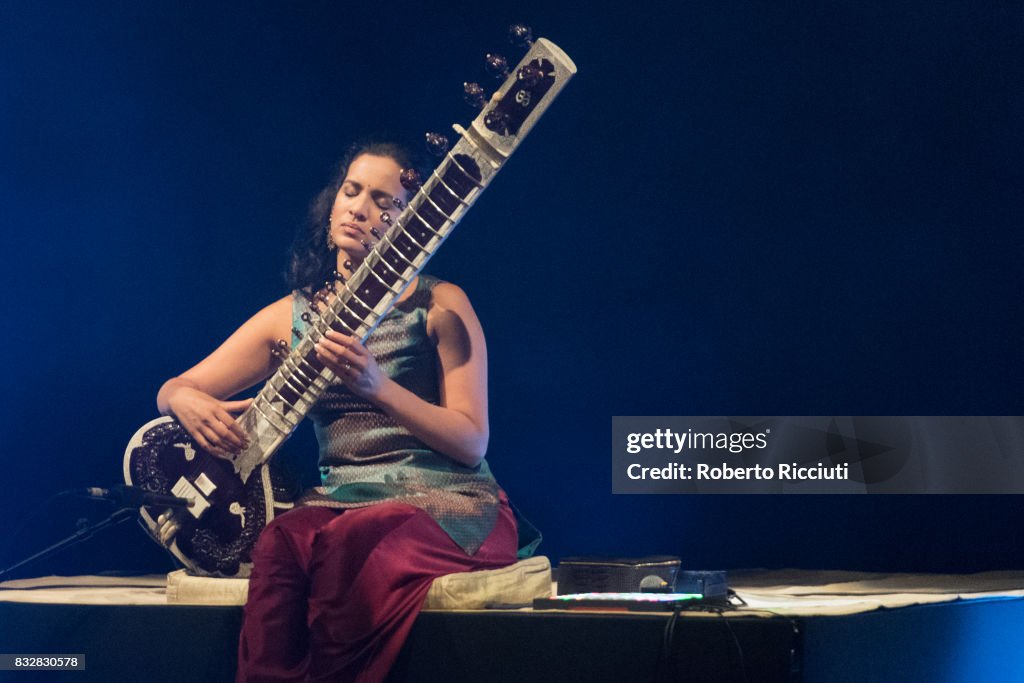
[425,132,449,157]
[517,63,544,88]
[400,167,423,192]
[270,339,289,361]
[484,53,510,79]
[484,109,511,135]
[464,82,486,110]
[508,24,533,48]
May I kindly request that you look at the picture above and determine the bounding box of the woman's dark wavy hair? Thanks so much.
[285,139,425,293]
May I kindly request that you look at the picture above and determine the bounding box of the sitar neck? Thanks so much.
[230,37,576,481]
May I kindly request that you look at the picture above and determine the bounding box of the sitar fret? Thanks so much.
[444,152,486,191]
[340,291,384,323]
[404,211,444,238]
[281,358,319,394]
[250,398,291,435]
[417,188,456,229]
[272,376,303,406]
[287,354,321,385]
[429,169,471,209]
[379,236,418,272]
[370,256,408,288]
[258,394,294,425]
[327,316,358,336]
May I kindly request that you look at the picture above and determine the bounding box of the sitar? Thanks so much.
[124,28,576,577]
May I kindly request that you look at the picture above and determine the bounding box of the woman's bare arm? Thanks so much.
[157,294,293,455]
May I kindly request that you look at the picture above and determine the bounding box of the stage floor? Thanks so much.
[3,570,1024,681]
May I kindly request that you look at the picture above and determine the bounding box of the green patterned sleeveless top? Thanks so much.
[291,275,501,555]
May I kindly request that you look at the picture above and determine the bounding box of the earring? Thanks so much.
[326,219,336,250]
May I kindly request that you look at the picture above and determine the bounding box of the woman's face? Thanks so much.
[329,153,409,260]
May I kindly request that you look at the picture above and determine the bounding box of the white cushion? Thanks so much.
[423,556,552,609]
[166,569,247,605]
[166,556,552,609]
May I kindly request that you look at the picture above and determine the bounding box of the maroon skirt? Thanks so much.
[236,490,518,682]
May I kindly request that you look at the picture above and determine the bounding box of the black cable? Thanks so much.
[0,507,137,580]
[723,603,801,630]
[0,490,75,567]
[658,603,685,683]
[712,600,804,682]
[713,606,749,683]
[656,590,805,683]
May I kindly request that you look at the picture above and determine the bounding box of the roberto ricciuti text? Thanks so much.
[626,462,850,481]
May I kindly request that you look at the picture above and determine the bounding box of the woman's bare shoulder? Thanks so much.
[429,280,472,308]
[426,281,483,342]
[215,293,295,350]
[172,293,297,399]
[252,293,295,340]
[261,293,295,318]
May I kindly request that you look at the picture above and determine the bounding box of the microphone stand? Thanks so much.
[0,506,137,581]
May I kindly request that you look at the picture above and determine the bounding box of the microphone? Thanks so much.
[77,485,194,509]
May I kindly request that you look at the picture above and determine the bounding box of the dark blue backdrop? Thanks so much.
[2,1,1022,577]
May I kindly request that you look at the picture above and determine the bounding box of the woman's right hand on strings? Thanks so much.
[166,385,253,457]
